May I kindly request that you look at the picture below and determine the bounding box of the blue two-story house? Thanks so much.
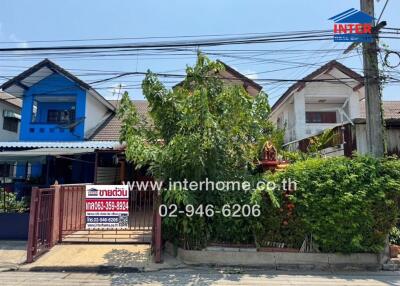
[1,59,115,141]
[0,59,121,187]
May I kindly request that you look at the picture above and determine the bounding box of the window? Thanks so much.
[3,117,19,133]
[306,112,337,124]
[0,164,11,177]
[47,109,75,124]
[32,99,38,122]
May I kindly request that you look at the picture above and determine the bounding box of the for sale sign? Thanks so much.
[85,185,129,229]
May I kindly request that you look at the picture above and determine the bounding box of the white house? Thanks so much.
[0,92,22,141]
[270,60,400,156]
[270,60,364,144]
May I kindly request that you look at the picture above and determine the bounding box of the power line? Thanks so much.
[0,31,335,53]
[377,0,390,23]
[0,30,334,45]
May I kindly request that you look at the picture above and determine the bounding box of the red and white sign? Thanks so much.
[85,185,129,229]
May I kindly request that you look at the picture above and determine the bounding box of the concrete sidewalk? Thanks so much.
[19,244,184,273]
[0,240,26,271]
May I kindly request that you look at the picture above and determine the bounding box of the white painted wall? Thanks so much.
[270,67,365,144]
[0,101,20,141]
[84,91,111,138]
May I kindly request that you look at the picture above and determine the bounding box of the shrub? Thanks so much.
[390,227,400,245]
[0,189,29,213]
[264,156,400,253]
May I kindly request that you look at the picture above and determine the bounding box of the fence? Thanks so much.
[26,184,163,263]
[59,184,86,241]
[26,187,55,263]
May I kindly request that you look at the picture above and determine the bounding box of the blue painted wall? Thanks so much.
[20,73,86,141]
[15,163,42,179]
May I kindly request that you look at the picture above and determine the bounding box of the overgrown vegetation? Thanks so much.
[390,226,400,245]
[0,189,29,213]
[257,156,400,253]
[119,54,277,248]
[118,54,400,253]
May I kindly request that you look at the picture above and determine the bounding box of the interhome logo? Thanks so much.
[329,8,374,43]
[87,188,99,197]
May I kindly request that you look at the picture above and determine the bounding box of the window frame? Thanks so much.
[3,117,19,133]
[305,111,337,124]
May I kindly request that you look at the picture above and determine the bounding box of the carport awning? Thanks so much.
[0,141,121,149]
[0,148,96,163]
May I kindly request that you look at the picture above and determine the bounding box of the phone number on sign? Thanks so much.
[159,204,260,217]
[86,200,129,211]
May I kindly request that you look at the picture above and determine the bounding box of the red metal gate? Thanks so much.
[58,185,157,243]
[27,184,162,263]
[26,187,55,263]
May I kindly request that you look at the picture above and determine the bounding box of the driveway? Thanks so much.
[0,240,26,271]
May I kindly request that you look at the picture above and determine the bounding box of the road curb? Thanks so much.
[20,265,143,273]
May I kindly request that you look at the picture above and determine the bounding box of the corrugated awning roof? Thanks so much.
[0,148,99,163]
[0,148,96,156]
[0,141,122,149]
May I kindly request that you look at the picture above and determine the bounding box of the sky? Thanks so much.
[0,0,399,105]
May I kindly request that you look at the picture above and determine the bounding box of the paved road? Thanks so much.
[1,269,400,286]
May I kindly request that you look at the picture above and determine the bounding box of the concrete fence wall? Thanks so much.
[166,243,383,271]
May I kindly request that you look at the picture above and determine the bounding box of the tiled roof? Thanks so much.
[0,92,22,109]
[90,100,149,141]
[173,60,263,94]
[359,101,400,119]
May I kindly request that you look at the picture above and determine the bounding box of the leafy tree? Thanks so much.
[119,54,275,182]
[118,54,277,248]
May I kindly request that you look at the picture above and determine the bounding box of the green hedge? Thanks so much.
[163,156,400,253]
[258,156,400,253]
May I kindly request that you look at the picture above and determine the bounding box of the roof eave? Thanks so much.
[271,60,364,113]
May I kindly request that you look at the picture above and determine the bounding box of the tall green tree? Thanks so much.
[118,54,278,248]
[118,54,276,182]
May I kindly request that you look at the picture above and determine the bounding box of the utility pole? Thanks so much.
[360,0,385,157]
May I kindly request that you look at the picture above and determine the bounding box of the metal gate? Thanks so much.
[26,184,162,263]
[59,185,156,243]
[26,187,55,263]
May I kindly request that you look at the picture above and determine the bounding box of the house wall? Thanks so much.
[274,100,295,142]
[19,73,86,141]
[387,128,400,155]
[0,101,20,141]
[271,70,363,144]
[355,123,400,156]
[84,91,110,138]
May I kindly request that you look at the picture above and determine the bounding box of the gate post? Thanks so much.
[51,183,61,246]
[154,210,162,263]
[58,186,64,243]
[26,187,39,263]
[152,194,162,263]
